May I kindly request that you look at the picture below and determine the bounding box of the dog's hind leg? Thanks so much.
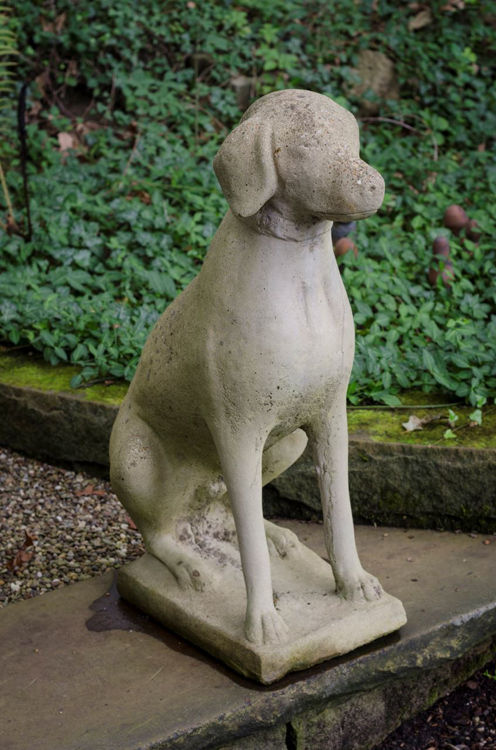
[261,429,307,559]
[110,403,215,592]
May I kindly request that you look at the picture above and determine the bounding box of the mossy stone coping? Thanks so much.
[1,350,495,532]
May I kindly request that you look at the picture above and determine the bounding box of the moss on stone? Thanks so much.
[1,349,495,447]
[0,351,128,406]
[348,403,496,449]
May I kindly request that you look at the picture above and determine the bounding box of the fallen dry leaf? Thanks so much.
[441,0,465,10]
[7,530,37,571]
[75,484,107,497]
[55,12,67,34]
[57,132,76,153]
[40,16,53,32]
[5,214,20,236]
[28,100,43,119]
[408,8,433,30]
[34,71,50,100]
[402,415,424,432]
[126,515,138,530]
[65,59,78,80]
[75,120,101,138]
[40,12,67,34]
[402,413,443,432]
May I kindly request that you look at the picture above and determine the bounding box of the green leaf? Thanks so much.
[70,374,83,389]
[469,408,482,426]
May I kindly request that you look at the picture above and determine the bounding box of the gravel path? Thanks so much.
[1,446,495,747]
[0,447,144,606]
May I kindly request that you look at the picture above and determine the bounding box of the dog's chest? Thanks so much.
[212,266,355,422]
[264,278,353,383]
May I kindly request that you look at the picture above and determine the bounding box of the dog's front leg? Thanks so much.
[209,424,289,645]
[308,393,383,602]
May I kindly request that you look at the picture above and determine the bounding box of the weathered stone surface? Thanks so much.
[271,442,496,532]
[289,642,494,749]
[0,382,115,465]
[1,523,495,750]
[212,724,287,749]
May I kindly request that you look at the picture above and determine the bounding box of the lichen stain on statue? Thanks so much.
[111,89,407,684]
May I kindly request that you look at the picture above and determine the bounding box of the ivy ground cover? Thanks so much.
[0,0,495,405]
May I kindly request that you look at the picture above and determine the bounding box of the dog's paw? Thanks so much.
[336,568,383,603]
[174,559,206,592]
[265,521,301,559]
[245,607,289,645]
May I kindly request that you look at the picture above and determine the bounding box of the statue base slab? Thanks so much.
[117,535,406,684]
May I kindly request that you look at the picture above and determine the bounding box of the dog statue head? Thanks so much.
[214,89,385,225]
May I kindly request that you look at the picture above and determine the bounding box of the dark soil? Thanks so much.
[375,660,496,749]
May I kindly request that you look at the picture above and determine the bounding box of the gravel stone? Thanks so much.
[0,447,144,607]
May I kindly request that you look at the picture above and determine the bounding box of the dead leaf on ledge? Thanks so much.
[402,415,424,432]
[402,413,443,432]
[408,8,433,31]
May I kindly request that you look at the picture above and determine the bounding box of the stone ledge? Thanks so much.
[1,368,495,531]
[1,523,495,750]
[272,439,496,533]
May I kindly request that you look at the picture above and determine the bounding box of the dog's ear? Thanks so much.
[213,118,277,218]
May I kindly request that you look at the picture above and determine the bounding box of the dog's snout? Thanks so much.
[321,158,385,222]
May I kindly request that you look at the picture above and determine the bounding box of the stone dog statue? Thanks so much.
[110,90,391,652]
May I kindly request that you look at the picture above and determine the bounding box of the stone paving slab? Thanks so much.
[117,548,406,685]
[1,523,495,750]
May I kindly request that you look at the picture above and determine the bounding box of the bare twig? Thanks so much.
[194,104,228,133]
[194,56,199,146]
[116,130,141,189]
[105,72,116,118]
[360,114,439,161]
[81,96,95,121]
[18,82,32,242]
[360,116,424,135]
[431,405,496,444]
[348,402,461,411]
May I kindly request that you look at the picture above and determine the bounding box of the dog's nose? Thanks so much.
[329,158,385,221]
[352,159,385,209]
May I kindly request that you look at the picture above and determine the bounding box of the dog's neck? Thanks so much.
[242,200,332,243]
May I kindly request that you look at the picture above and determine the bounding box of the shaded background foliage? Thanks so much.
[0,0,495,403]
